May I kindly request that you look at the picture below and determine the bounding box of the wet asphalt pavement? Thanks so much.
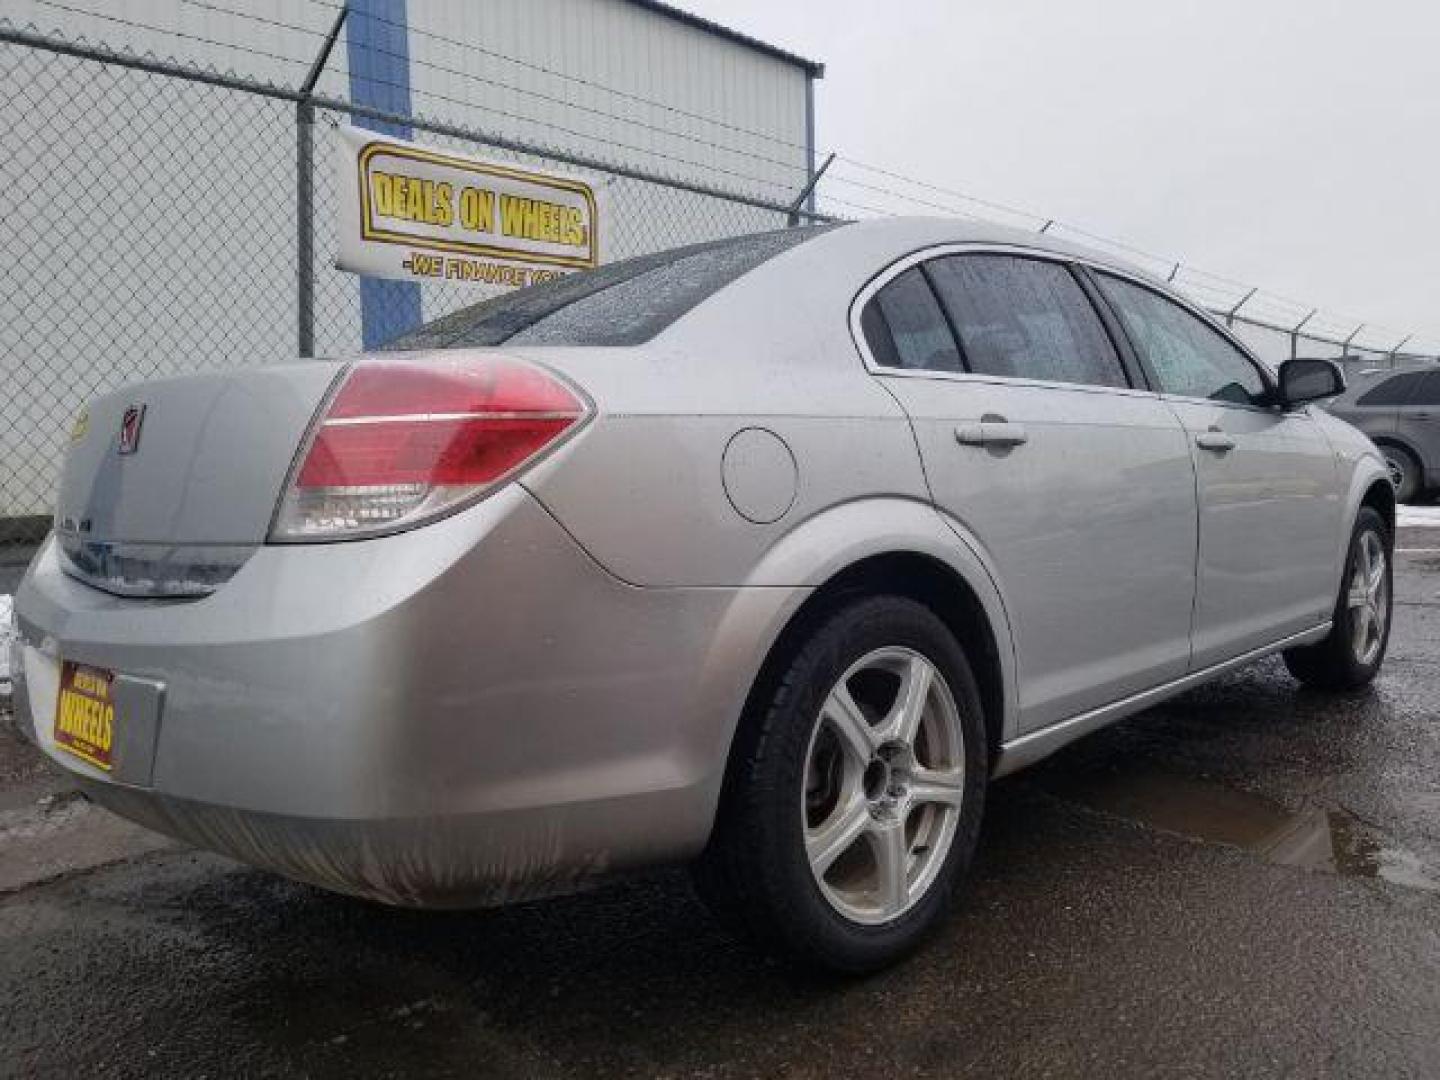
[2,541,1439,1078]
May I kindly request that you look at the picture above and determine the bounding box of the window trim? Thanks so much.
[917,261,972,373]
[1082,266,1281,413]
[923,251,1136,390]
[852,245,1136,394]
[1068,264,1151,391]
[862,264,966,375]
[849,241,1279,410]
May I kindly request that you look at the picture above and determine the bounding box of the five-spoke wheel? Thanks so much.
[803,648,965,924]
[1346,528,1390,667]
[1284,506,1393,690]
[694,595,987,973]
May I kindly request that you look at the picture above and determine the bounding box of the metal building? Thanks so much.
[0,0,824,529]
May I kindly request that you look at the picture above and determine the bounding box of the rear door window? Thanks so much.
[1408,372,1440,406]
[384,225,836,350]
[1355,373,1425,407]
[925,255,1128,388]
[860,267,963,373]
[1094,272,1267,405]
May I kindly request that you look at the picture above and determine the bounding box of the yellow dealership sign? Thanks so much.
[335,124,604,286]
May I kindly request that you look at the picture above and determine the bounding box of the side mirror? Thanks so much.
[1277,358,1346,408]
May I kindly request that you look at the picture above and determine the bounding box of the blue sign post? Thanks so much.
[345,0,422,349]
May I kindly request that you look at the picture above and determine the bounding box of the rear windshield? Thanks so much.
[383,225,837,351]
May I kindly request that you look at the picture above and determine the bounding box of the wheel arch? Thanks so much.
[1369,433,1420,458]
[1371,435,1427,494]
[1360,474,1396,539]
[747,551,1009,763]
[700,498,1018,819]
[1330,449,1397,584]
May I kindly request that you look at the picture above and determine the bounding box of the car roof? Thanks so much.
[815,216,1158,285]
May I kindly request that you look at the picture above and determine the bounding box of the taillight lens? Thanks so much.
[271,355,588,540]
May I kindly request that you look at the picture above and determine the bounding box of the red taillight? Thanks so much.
[295,415,576,488]
[272,355,588,540]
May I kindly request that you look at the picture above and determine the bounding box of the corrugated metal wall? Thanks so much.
[0,0,816,519]
[10,0,812,198]
[404,0,811,203]
[9,1,339,85]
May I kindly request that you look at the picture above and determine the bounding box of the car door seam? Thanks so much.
[1157,395,1203,674]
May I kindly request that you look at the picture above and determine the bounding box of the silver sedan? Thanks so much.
[11,218,1394,971]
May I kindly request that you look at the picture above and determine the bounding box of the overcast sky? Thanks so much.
[685,0,1440,346]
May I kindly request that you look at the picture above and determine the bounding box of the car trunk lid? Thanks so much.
[54,362,343,594]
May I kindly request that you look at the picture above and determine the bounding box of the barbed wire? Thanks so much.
[815,165,1439,351]
[299,0,815,154]
[831,156,1047,228]
[8,1,1440,355]
[176,0,813,179]
[160,0,819,161]
[23,0,805,199]
[29,0,314,72]
[333,66,804,195]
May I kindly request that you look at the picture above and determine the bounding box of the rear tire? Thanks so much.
[1282,507,1392,691]
[1380,445,1421,504]
[693,595,987,974]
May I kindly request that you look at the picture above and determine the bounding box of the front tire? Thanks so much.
[694,595,987,973]
[1282,507,1393,690]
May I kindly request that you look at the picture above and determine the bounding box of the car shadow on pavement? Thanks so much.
[74,782,1075,1077]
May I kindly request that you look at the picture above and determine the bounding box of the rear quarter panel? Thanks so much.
[511,225,944,590]
[515,346,928,588]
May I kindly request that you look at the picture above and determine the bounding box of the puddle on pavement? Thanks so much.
[1041,765,1440,892]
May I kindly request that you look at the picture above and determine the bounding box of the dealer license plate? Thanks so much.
[53,661,117,771]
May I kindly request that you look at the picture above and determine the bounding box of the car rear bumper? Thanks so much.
[10,485,803,906]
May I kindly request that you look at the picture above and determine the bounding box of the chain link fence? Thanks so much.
[1,31,302,567]
[2,19,1437,573]
[0,23,804,568]
[307,105,789,358]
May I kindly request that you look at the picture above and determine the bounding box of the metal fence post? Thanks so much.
[296,102,315,358]
[1225,286,1258,328]
[787,152,834,226]
[1290,309,1318,360]
[803,73,817,220]
[295,6,348,358]
[1342,324,1365,364]
[1388,334,1412,366]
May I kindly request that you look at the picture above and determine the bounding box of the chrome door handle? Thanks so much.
[1195,430,1236,452]
[955,421,1028,448]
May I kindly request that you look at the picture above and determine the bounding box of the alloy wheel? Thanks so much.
[1348,529,1389,666]
[801,647,965,925]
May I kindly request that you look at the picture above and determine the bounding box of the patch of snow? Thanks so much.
[0,593,12,694]
[1398,504,1440,528]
